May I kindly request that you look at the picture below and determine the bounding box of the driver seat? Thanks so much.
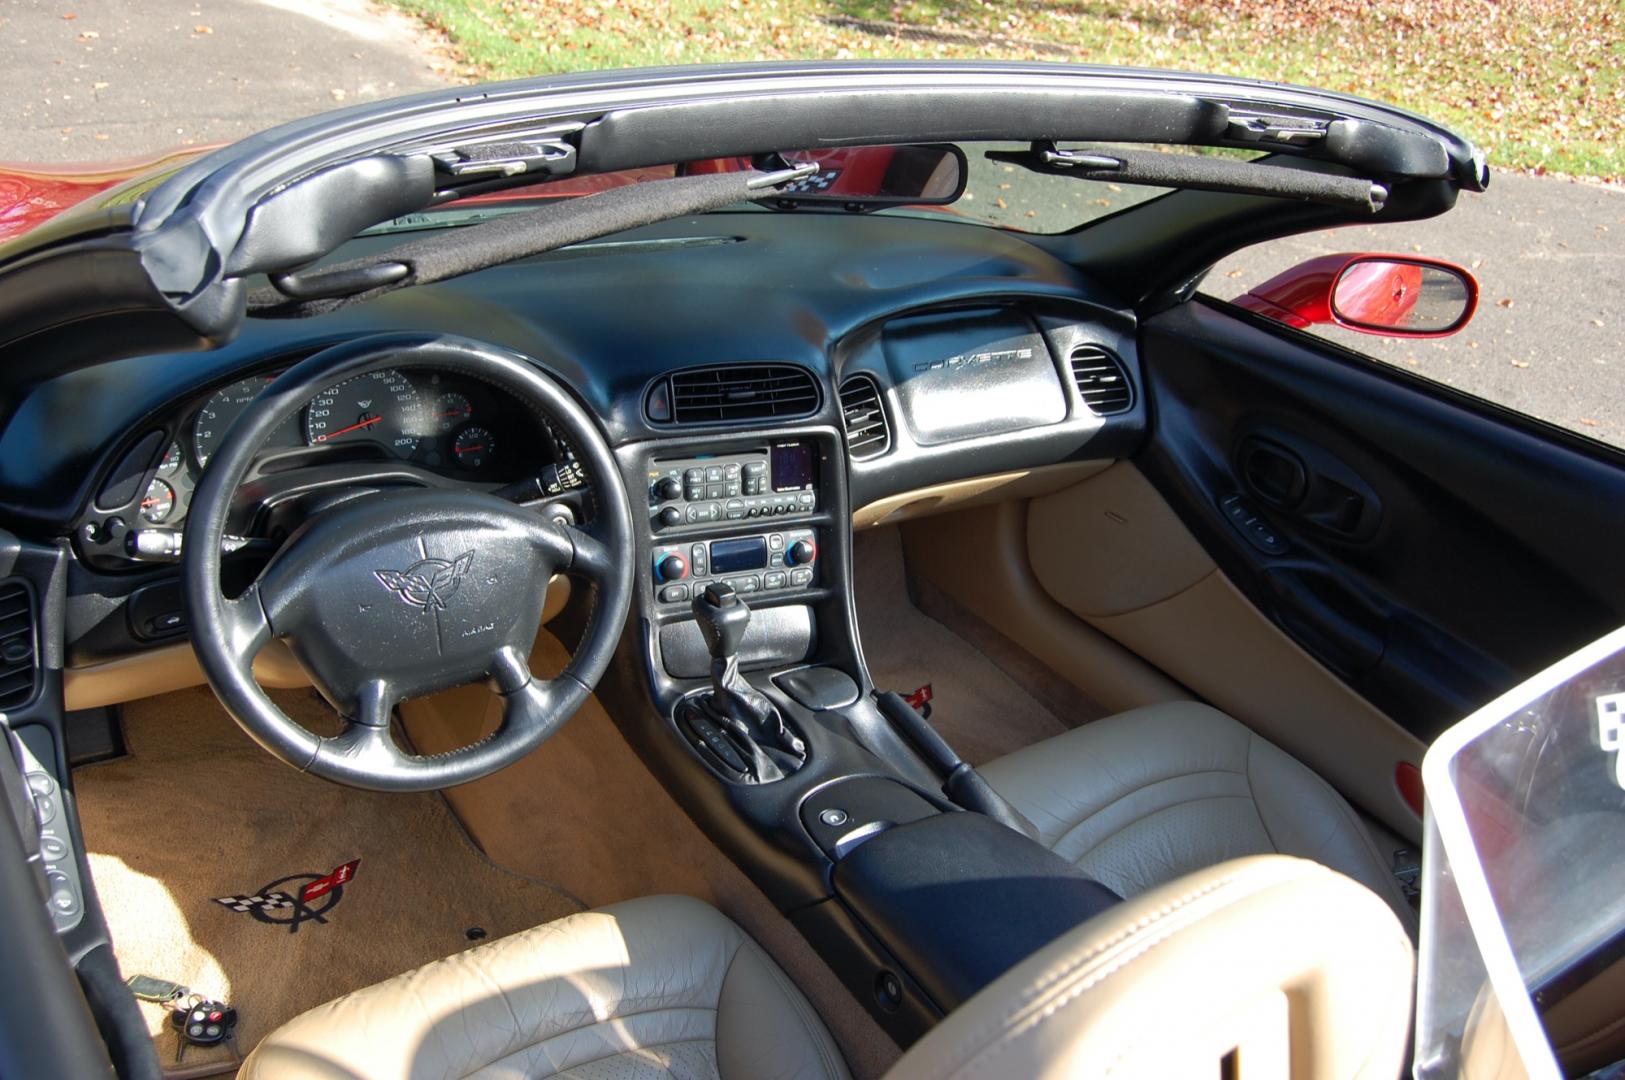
[241,855,1413,1080]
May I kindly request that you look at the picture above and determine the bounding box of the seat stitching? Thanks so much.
[495,1036,717,1079]
[1049,778,1255,865]
[1244,738,1282,853]
[956,868,1300,1079]
[463,1007,720,1080]
[1031,764,1248,848]
[739,938,846,1080]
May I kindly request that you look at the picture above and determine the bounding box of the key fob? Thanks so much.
[171,999,236,1046]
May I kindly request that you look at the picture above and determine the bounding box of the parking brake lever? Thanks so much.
[874,691,1038,840]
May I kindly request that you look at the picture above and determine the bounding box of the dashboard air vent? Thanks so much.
[838,375,891,459]
[0,582,38,713]
[663,364,819,425]
[1069,345,1134,416]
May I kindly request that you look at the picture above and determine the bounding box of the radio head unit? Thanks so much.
[647,441,819,531]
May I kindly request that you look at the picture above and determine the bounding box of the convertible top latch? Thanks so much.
[427,122,584,187]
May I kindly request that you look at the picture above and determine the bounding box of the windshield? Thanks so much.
[1416,625,1625,1079]
[362,142,1175,238]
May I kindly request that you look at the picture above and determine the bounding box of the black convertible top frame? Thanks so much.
[0,61,1486,401]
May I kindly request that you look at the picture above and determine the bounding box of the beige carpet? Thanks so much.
[852,526,1072,765]
[76,686,583,1072]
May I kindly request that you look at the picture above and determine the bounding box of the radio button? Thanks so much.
[704,483,723,499]
[653,477,682,501]
[658,507,683,528]
[764,571,787,590]
[743,461,766,476]
[727,575,761,594]
[725,500,746,520]
[659,584,689,604]
[789,568,814,587]
[767,534,785,551]
[684,467,705,484]
[704,466,724,483]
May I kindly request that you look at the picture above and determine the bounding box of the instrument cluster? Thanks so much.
[139,367,551,529]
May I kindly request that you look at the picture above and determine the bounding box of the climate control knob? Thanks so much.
[655,554,689,582]
[652,476,682,501]
[785,539,816,566]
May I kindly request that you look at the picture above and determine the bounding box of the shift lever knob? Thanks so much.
[693,582,750,661]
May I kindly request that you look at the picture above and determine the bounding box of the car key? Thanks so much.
[170,995,237,1062]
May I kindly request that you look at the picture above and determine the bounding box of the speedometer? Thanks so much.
[303,369,425,457]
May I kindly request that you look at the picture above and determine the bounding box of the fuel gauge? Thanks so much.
[140,478,176,523]
[158,441,184,476]
[452,426,496,470]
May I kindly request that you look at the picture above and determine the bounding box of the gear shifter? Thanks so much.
[680,583,806,782]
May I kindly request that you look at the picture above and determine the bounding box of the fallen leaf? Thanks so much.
[194,24,212,33]
[61,12,77,20]
[1511,360,1530,368]
[93,133,108,141]
[994,196,1007,208]
[330,88,347,100]
[76,29,98,40]
[92,81,108,89]
[1225,269,1245,278]
[1496,298,1514,308]
[1579,418,1599,426]
[1591,319,1604,327]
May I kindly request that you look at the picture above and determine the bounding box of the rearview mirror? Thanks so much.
[774,144,966,207]
[1236,253,1479,338]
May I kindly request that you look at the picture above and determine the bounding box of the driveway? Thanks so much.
[2,0,452,161]
[3,0,1619,450]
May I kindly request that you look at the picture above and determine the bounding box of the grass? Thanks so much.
[386,0,1625,181]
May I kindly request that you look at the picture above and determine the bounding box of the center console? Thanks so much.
[603,423,1120,1049]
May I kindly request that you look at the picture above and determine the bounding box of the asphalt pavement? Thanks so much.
[3,0,1619,450]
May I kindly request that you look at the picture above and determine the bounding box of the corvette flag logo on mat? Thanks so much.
[213,859,361,933]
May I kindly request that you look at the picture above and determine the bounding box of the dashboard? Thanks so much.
[0,211,1147,666]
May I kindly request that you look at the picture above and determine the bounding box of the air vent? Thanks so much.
[1069,345,1134,416]
[839,375,891,459]
[659,364,820,425]
[0,581,38,713]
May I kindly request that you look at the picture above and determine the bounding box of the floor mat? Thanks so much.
[853,526,1072,765]
[75,686,583,1069]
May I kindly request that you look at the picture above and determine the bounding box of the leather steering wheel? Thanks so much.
[182,333,633,791]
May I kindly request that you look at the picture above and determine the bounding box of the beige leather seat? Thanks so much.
[245,856,1413,1080]
[978,701,1418,933]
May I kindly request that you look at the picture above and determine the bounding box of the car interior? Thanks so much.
[2,64,1623,1080]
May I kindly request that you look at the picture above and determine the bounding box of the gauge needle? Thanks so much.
[457,445,486,454]
[314,415,382,442]
[140,498,160,507]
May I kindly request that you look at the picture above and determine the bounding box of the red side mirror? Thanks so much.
[1234,253,1479,338]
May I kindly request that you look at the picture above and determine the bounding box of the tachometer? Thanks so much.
[304,369,424,457]
[194,375,299,467]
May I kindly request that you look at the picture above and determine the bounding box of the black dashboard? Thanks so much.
[0,211,1148,666]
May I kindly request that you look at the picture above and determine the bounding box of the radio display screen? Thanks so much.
[710,536,768,574]
[771,442,815,492]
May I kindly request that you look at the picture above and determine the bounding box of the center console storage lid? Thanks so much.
[832,811,1119,1011]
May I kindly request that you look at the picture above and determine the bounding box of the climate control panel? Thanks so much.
[647,441,818,532]
[651,528,818,606]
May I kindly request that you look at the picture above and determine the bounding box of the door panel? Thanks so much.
[1138,299,1625,741]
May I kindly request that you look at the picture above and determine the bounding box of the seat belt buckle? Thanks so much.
[904,683,933,719]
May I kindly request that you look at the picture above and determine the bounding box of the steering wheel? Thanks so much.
[182,333,633,791]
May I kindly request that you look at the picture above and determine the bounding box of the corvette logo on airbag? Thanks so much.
[374,551,474,611]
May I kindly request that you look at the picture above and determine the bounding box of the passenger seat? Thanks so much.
[978,702,1417,934]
